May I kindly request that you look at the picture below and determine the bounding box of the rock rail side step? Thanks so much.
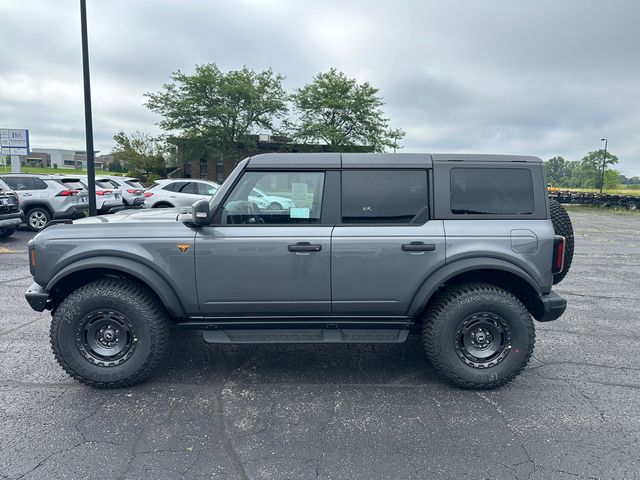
[202,328,409,344]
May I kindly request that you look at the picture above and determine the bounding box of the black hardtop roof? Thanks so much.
[246,152,542,169]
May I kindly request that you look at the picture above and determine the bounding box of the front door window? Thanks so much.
[221,171,325,225]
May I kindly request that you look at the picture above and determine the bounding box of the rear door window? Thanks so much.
[450,168,534,215]
[341,170,429,224]
[179,182,199,194]
[162,181,186,192]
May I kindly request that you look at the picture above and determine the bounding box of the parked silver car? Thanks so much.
[101,176,145,207]
[77,176,125,214]
[0,174,88,231]
[143,179,220,208]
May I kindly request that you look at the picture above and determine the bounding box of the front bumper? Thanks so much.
[536,291,567,322]
[25,282,49,312]
[0,212,21,230]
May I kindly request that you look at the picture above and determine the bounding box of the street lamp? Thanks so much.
[80,0,97,216]
[599,138,608,194]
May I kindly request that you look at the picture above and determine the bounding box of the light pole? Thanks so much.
[599,138,608,194]
[80,0,97,216]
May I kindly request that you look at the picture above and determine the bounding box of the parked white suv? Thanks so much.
[77,176,125,214]
[0,174,89,231]
[143,179,220,208]
[101,176,145,207]
[248,187,295,210]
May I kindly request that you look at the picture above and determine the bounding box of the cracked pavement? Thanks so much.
[1,209,640,479]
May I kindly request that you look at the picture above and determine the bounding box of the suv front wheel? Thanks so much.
[50,278,170,388]
[422,283,535,389]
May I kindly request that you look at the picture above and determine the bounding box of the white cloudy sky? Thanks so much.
[1,0,639,175]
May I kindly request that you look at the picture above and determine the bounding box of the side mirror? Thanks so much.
[191,199,210,226]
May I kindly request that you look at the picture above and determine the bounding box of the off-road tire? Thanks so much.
[0,228,16,239]
[422,283,535,389]
[25,207,51,231]
[50,278,170,388]
[549,199,574,284]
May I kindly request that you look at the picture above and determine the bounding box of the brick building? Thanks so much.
[168,135,374,183]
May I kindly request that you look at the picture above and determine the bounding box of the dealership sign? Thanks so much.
[0,129,30,155]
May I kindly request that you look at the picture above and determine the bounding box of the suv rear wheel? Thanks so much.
[50,278,170,388]
[549,199,574,284]
[422,283,535,389]
[26,207,51,231]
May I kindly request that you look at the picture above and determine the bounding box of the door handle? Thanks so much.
[401,242,436,252]
[288,242,322,252]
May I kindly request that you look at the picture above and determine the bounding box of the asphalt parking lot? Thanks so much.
[1,210,639,480]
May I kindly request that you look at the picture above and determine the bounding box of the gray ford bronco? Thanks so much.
[25,153,573,389]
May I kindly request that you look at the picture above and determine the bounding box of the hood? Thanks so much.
[73,207,190,224]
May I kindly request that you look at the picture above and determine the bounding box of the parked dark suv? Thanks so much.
[0,177,21,238]
[25,153,574,389]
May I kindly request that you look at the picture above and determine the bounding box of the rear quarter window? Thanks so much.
[59,179,86,191]
[126,180,145,189]
[450,168,534,215]
[95,180,114,189]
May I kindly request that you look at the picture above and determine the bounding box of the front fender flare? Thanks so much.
[46,256,186,318]
[407,257,542,317]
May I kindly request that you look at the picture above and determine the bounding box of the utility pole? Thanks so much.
[80,0,97,216]
[599,138,608,194]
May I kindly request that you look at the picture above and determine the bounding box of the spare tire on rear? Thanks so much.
[549,199,574,284]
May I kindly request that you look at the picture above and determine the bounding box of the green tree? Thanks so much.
[109,158,125,173]
[603,169,621,189]
[290,68,405,152]
[579,149,618,190]
[145,64,288,153]
[545,156,569,186]
[112,131,166,180]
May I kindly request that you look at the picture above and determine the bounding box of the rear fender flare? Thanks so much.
[407,258,542,317]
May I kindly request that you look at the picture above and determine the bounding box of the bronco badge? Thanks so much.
[176,244,191,254]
